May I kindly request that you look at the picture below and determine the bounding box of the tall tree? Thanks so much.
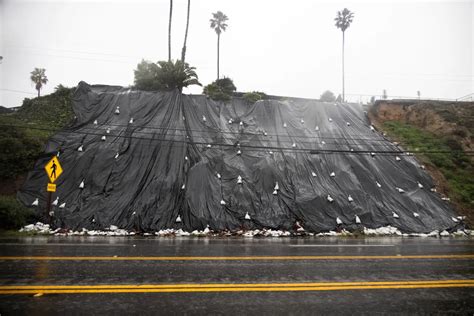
[210,11,228,80]
[168,0,173,61]
[181,0,191,63]
[30,68,48,97]
[334,8,354,102]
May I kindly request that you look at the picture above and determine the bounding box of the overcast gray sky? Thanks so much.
[0,0,472,107]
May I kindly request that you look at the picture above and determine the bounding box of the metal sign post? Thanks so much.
[44,156,63,223]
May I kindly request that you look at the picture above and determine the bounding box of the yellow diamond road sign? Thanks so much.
[45,156,63,183]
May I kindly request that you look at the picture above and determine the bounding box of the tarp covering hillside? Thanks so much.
[18,82,460,233]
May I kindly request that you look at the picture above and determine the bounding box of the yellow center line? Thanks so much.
[0,254,473,261]
[0,280,473,294]
[2,279,473,290]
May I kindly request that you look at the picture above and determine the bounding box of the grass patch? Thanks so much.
[383,121,474,210]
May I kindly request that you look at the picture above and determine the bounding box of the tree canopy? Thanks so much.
[30,68,48,97]
[320,90,336,102]
[134,60,201,92]
[334,8,354,32]
[210,11,228,35]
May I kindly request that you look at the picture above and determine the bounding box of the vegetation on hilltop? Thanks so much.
[203,77,236,101]
[320,90,336,102]
[134,60,201,92]
[30,68,48,97]
[242,91,267,104]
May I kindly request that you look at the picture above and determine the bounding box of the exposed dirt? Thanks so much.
[369,99,474,226]
[369,100,474,153]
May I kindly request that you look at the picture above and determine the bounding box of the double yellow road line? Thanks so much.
[1,280,473,294]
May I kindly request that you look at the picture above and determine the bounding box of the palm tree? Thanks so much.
[334,8,354,102]
[181,0,191,63]
[30,68,48,97]
[210,11,228,80]
[168,0,173,61]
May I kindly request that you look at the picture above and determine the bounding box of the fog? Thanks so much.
[0,0,472,107]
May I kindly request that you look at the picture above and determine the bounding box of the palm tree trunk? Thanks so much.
[217,33,220,80]
[342,31,345,103]
[37,89,40,97]
[181,0,190,63]
[168,0,173,61]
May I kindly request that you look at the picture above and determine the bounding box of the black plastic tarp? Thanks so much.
[18,82,459,233]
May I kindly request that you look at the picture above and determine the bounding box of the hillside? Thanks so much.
[369,100,474,225]
[2,88,471,232]
[0,86,74,194]
[16,82,459,233]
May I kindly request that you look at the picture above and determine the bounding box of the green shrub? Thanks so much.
[203,77,236,101]
[134,60,161,91]
[243,91,267,104]
[15,86,74,129]
[0,127,43,180]
[0,195,36,229]
[0,106,13,114]
[134,59,201,92]
[382,120,473,211]
[320,90,336,102]
[0,85,74,184]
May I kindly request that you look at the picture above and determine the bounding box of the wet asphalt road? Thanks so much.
[0,236,473,315]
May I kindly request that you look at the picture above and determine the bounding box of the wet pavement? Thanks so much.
[0,236,473,315]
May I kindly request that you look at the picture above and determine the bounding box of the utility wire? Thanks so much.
[3,123,473,156]
[66,120,398,142]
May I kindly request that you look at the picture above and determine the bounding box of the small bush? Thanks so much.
[0,127,43,180]
[203,77,236,101]
[243,91,267,104]
[320,90,336,102]
[0,195,36,229]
